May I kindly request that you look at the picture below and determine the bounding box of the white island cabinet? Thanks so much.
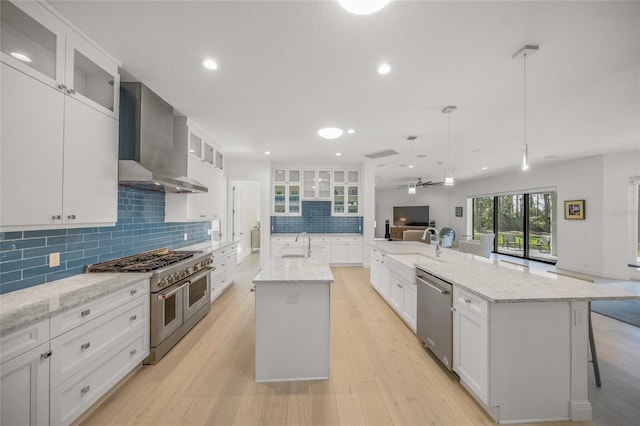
[368,240,640,424]
[253,248,333,382]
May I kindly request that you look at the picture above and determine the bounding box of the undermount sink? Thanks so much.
[281,253,308,258]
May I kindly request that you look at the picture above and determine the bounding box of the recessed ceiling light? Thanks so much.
[318,127,343,139]
[189,149,195,153]
[10,52,31,62]
[377,63,391,75]
[338,0,391,15]
[347,129,356,134]
[408,165,415,169]
[203,58,218,70]
[336,152,342,156]
[264,151,271,155]
[481,166,488,170]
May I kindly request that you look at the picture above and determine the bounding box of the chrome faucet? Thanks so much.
[295,232,311,257]
[422,226,441,257]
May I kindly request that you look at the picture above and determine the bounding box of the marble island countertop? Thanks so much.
[0,272,151,336]
[370,240,639,303]
[253,247,334,284]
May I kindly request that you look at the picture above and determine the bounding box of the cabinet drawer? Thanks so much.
[331,236,362,242]
[0,319,49,364]
[454,287,489,320]
[51,279,149,337]
[50,331,147,426]
[50,296,148,387]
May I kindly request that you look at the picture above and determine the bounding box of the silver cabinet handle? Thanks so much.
[465,298,472,304]
[130,315,137,321]
[130,349,137,357]
[81,309,91,317]
[51,215,61,220]
[67,214,76,220]
[130,289,137,296]
[57,84,67,90]
[81,342,91,350]
[40,350,52,359]
[66,88,76,95]
[200,215,206,218]
[81,385,90,395]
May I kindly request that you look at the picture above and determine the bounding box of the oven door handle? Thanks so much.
[185,267,214,286]
[158,283,188,300]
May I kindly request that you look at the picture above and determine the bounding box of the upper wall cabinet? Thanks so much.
[0,1,120,119]
[302,169,332,200]
[332,170,360,216]
[0,2,119,230]
[273,169,301,184]
[166,118,225,222]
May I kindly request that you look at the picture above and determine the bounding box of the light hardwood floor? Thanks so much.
[80,254,638,426]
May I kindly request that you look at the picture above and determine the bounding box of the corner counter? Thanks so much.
[253,249,334,382]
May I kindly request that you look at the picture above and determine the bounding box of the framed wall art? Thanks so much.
[564,200,585,220]
[455,206,463,217]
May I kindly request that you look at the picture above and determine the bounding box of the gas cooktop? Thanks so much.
[86,248,199,273]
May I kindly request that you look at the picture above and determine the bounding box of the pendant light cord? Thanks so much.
[448,112,451,167]
[524,52,527,146]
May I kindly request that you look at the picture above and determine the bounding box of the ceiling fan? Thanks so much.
[399,177,444,190]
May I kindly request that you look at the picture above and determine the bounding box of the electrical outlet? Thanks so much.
[184,233,188,241]
[49,252,60,267]
[207,229,212,235]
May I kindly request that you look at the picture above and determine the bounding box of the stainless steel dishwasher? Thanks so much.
[416,267,453,370]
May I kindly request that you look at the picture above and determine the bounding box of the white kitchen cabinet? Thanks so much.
[453,289,489,404]
[302,169,332,200]
[388,272,417,332]
[210,243,238,302]
[0,0,119,119]
[1,62,118,229]
[0,319,50,426]
[49,279,149,425]
[332,184,360,216]
[272,183,301,216]
[333,169,359,185]
[273,169,300,184]
[330,236,363,264]
[166,118,224,222]
[270,235,298,258]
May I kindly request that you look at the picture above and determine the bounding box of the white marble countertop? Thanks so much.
[369,240,639,303]
[253,247,334,284]
[0,273,151,336]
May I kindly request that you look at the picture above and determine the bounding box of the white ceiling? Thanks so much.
[50,0,640,189]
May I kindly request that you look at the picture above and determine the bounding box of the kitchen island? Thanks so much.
[369,240,639,424]
[253,246,334,382]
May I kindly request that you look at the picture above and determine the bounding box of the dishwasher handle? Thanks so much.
[416,276,450,295]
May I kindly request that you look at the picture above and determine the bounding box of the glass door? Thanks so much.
[274,184,286,214]
[302,170,316,199]
[528,192,556,262]
[497,194,524,257]
[347,185,359,214]
[288,185,300,214]
[333,185,345,214]
[318,170,331,199]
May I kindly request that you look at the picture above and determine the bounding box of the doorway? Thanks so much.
[232,180,261,262]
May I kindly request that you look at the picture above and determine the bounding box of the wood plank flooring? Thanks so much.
[79,254,638,425]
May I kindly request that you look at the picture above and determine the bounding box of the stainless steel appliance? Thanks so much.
[87,248,213,364]
[416,268,453,370]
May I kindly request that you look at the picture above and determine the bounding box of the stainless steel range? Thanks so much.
[87,248,214,364]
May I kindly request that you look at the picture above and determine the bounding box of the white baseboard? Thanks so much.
[569,400,592,421]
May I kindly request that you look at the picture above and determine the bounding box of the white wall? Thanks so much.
[375,185,450,238]
[226,158,271,267]
[375,150,640,279]
[362,160,376,267]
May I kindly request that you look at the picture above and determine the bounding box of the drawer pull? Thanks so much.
[51,215,61,220]
[81,309,91,317]
[130,349,137,357]
[130,289,137,296]
[81,342,91,351]
[67,214,77,220]
[81,385,90,395]
[464,298,472,304]
[40,350,52,359]
[130,315,137,321]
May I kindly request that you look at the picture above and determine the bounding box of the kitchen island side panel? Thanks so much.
[255,281,330,382]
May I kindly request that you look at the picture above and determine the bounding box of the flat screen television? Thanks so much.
[393,206,429,226]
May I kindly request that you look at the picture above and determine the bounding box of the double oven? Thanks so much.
[87,248,214,364]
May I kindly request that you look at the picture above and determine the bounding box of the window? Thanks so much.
[637,185,640,261]
[472,190,557,264]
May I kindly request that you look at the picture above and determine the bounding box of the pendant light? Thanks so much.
[442,105,457,186]
[512,44,539,171]
[408,183,416,195]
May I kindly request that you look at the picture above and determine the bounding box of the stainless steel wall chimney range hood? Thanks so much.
[118,83,208,193]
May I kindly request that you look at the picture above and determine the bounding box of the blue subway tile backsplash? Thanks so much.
[0,187,211,294]
[270,201,363,234]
